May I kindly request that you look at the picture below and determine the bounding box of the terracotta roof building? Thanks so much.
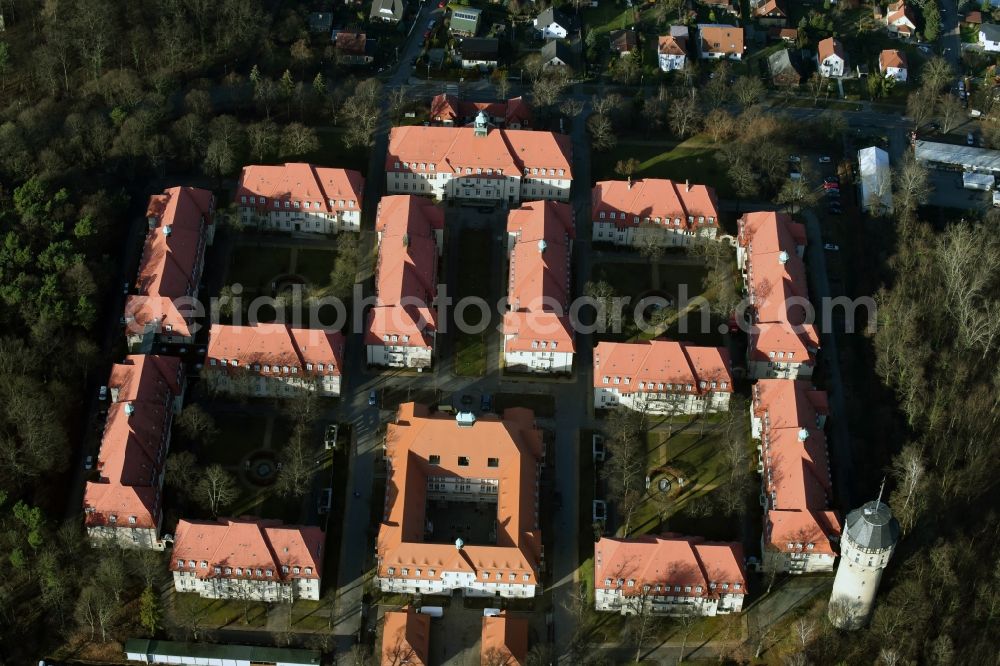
[817,37,847,77]
[171,518,323,602]
[236,163,364,235]
[381,607,431,665]
[658,27,688,72]
[386,120,572,205]
[481,613,529,665]
[697,24,745,60]
[878,49,908,82]
[885,0,917,37]
[124,187,214,353]
[753,0,788,26]
[366,196,444,369]
[594,340,733,415]
[610,28,638,55]
[594,534,746,616]
[430,94,532,129]
[737,212,819,379]
[84,356,185,550]
[752,380,842,573]
[205,323,345,397]
[503,200,576,374]
[377,403,545,599]
[592,178,720,247]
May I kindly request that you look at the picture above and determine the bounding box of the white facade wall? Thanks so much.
[386,169,571,204]
[829,534,895,627]
[536,22,568,39]
[762,546,836,574]
[819,55,845,77]
[503,347,573,373]
[204,370,341,398]
[595,587,744,616]
[378,571,538,598]
[173,570,320,602]
[592,220,718,246]
[594,387,731,415]
[981,31,1000,52]
[367,343,433,369]
[884,66,906,82]
[747,359,813,380]
[238,205,361,235]
[87,525,162,550]
[659,52,685,72]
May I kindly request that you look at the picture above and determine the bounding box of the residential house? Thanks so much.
[963,10,983,27]
[772,27,798,43]
[533,7,573,40]
[503,201,575,374]
[335,32,375,65]
[878,49,907,82]
[858,146,893,214]
[370,0,404,23]
[752,380,842,573]
[449,6,482,36]
[981,23,1000,52]
[236,163,363,234]
[736,212,820,379]
[430,94,532,128]
[610,28,638,56]
[481,614,529,665]
[752,0,788,27]
[594,535,746,616]
[381,608,430,666]
[386,118,573,204]
[171,518,323,602]
[817,37,846,77]
[698,24,745,60]
[541,39,577,69]
[701,0,739,15]
[768,48,805,86]
[658,26,688,72]
[124,187,215,353]
[458,37,499,70]
[376,403,545,598]
[83,355,184,550]
[366,195,443,369]
[884,0,917,38]
[591,178,720,246]
[593,340,733,415]
[204,323,345,398]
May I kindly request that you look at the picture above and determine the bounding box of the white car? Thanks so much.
[593,500,607,522]
[824,243,840,251]
[789,155,801,163]
[98,385,108,401]
[818,156,832,164]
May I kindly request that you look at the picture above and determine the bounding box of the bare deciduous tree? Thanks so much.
[704,108,736,142]
[195,464,239,517]
[937,94,964,133]
[587,113,617,152]
[733,75,765,108]
[669,88,700,138]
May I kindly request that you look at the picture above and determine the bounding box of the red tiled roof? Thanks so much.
[818,37,845,63]
[170,518,323,581]
[610,29,637,53]
[387,126,571,176]
[699,25,744,57]
[595,534,745,596]
[335,32,367,55]
[766,509,842,556]
[377,403,544,585]
[592,179,720,231]
[594,340,733,393]
[481,614,529,666]
[84,355,183,530]
[658,34,687,56]
[206,323,344,377]
[879,49,907,71]
[382,608,430,666]
[367,196,442,348]
[126,187,214,338]
[754,0,787,17]
[237,163,363,214]
[506,200,574,312]
[430,94,533,127]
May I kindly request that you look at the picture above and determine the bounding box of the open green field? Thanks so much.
[172,590,268,629]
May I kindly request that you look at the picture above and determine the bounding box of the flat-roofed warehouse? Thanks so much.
[124,639,320,666]
[914,140,1000,174]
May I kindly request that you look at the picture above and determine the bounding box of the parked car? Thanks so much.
[324,424,338,450]
[967,132,975,145]
[438,0,446,6]
[824,176,840,184]
[818,156,832,164]
[98,385,108,401]
[826,190,841,199]
[790,172,802,182]
[423,30,431,39]
[823,181,840,190]
[84,455,94,471]
[788,155,801,163]
[368,390,378,406]
[122,281,130,294]
[318,488,332,514]
[480,394,493,412]
[427,19,436,28]
[828,206,843,216]
[592,500,607,523]
[824,243,840,251]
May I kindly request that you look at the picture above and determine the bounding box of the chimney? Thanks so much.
[162,225,172,237]
[685,179,691,192]
[124,402,135,417]
[455,538,464,551]
[627,176,633,189]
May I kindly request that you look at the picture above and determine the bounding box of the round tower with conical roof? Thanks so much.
[828,496,899,629]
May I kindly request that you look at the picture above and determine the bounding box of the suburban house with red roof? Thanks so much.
[817,37,847,77]
[386,115,572,205]
[752,0,788,26]
[377,403,544,598]
[592,179,720,247]
[204,323,345,397]
[503,200,575,374]
[366,196,443,369]
[594,534,746,616]
[593,340,733,415]
[697,24,745,60]
[878,49,908,82]
[658,26,689,72]
[884,0,917,38]
[236,163,364,235]
[737,212,819,380]
[171,518,323,601]
[381,607,430,666]
[124,187,214,353]
[430,94,532,129]
[481,613,529,665]
[84,355,185,549]
[752,380,842,573]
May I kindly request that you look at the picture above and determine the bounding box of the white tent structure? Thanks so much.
[858,147,893,214]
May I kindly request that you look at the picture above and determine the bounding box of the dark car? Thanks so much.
[368,390,377,406]
[824,176,840,184]
[480,394,493,412]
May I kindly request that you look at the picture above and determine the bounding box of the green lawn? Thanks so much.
[454,334,487,376]
[203,413,270,465]
[582,4,637,35]
[173,591,268,628]
[294,248,336,287]
[595,135,738,199]
[227,246,292,293]
[453,228,492,377]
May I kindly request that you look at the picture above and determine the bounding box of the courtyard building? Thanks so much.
[171,518,323,602]
[124,187,215,353]
[752,380,842,573]
[503,200,576,374]
[594,534,746,616]
[385,116,572,205]
[366,195,443,369]
[737,212,820,379]
[591,178,720,247]
[84,355,185,550]
[593,340,733,415]
[376,403,545,599]
[381,607,430,666]
[481,613,529,665]
[204,323,345,398]
[236,163,363,235]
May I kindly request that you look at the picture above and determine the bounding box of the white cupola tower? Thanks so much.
[473,110,489,137]
[828,485,900,630]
